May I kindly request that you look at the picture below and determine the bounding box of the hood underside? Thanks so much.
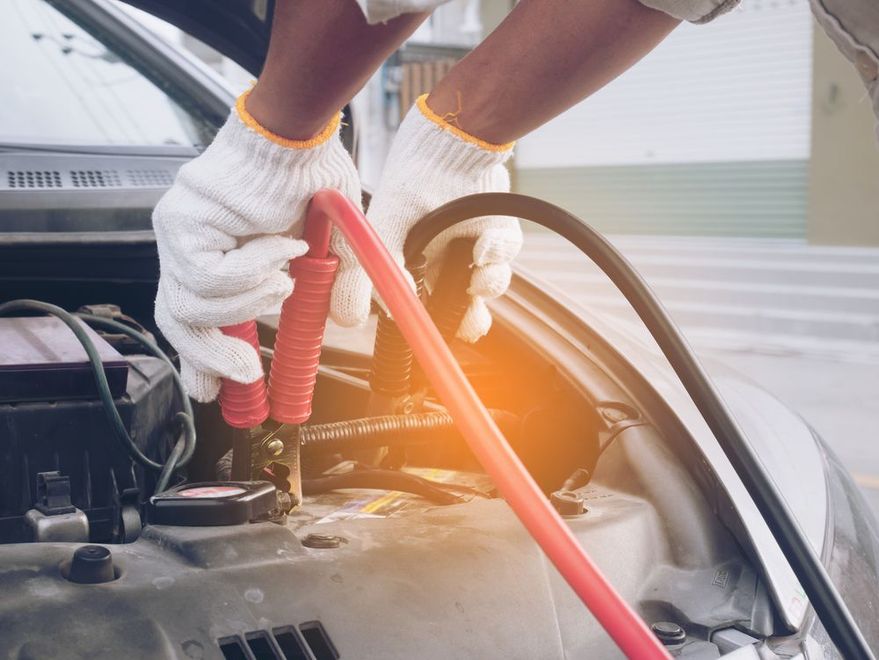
[118,0,273,74]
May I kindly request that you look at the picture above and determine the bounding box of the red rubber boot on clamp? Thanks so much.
[218,321,270,429]
[268,253,339,424]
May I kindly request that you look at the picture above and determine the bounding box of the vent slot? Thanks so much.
[218,636,250,660]
[219,623,337,660]
[245,631,281,660]
[126,168,174,187]
[272,626,310,660]
[70,169,121,188]
[7,170,62,188]
[299,622,339,660]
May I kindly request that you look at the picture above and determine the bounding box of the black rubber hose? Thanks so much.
[369,256,427,397]
[427,237,476,341]
[404,193,872,660]
[298,409,519,454]
[155,425,187,493]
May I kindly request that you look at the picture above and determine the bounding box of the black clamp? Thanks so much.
[34,471,75,516]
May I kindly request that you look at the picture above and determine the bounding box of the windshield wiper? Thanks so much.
[0,143,201,158]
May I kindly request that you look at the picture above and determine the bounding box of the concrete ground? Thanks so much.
[704,349,879,514]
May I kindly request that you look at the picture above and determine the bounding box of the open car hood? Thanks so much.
[118,0,273,74]
[500,270,828,632]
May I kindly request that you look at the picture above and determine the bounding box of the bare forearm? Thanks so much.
[248,0,428,140]
[427,0,680,144]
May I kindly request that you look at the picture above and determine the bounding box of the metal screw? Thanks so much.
[302,533,346,549]
[263,438,285,458]
[651,621,686,646]
[598,402,637,424]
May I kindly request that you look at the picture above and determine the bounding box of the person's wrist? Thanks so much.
[242,87,340,146]
[418,94,514,153]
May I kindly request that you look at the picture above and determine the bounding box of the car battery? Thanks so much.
[0,316,177,543]
[0,316,129,402]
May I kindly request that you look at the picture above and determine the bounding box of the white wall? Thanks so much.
[516,0,814,169]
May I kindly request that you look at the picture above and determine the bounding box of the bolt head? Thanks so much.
[302,533,346,549]
[550,490,587,516]
[651,621,686,646]
[599,402,637,424]
[264,438,285,458]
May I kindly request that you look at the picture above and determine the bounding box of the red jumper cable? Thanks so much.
[219,190,669,660]
[219,216,338,492]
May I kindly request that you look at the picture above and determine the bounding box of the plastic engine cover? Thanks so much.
[0,350,177,544]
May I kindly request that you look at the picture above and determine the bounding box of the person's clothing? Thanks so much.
[811,0,879,138]
[353,0,450,24]
[152,91,361,402]
[354,0,879,134]
[332,94,521,343]
[637,0,740,23]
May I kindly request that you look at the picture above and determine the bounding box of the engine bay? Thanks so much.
[0,187,815,660]
[0,283,777,659]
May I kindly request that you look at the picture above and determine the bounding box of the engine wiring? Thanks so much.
[77,312,198,479]
[404,192,873,660]
[295,409,519,454]
[301,468,471,505]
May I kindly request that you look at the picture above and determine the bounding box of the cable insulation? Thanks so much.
[0,300,165,471]
[77,313,197,468]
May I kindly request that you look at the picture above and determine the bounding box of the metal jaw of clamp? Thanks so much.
[217,206,339,507]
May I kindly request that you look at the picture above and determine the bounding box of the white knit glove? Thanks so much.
[153,92,360,402]
[330,95,521,343]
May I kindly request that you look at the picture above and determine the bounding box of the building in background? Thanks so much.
[513,0,879,246]
[129,0,878,246]
[353,0,480,189]
[516,0,813,239]
[361,0,879,246]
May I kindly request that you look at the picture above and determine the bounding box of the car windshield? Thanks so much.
[2,0,214,149]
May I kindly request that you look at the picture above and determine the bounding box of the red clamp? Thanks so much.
[267,211,338,424]
[218,204,338,429]
[217,321,270,429]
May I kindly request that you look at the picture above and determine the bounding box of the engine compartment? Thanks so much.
[0,178,805,659]
[0,281,777,659]
[0,314,176,544]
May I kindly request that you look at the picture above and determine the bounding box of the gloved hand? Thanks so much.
[330,94,522,343]
[153,92,360,402]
